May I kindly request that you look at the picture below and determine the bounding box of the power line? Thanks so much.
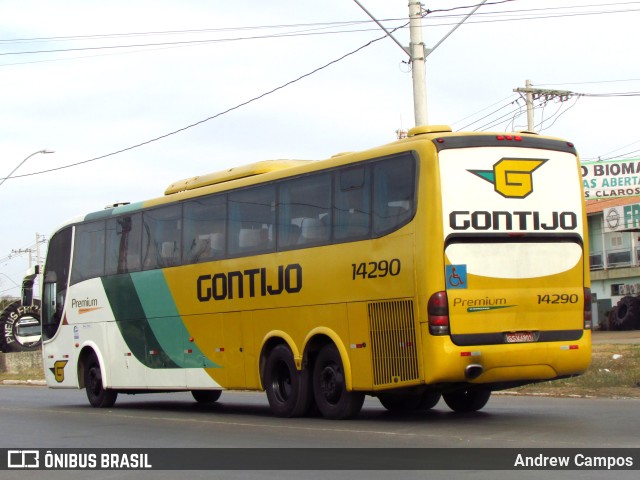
[3,3,638,179]
[0,25,395,57]
[538,96,581,132]
[455,96,520,130]
[1,32,393,183]
[3,0,635,49]
[2,3,639,63]
[0,20,381,44]
[423,0,519,15]
[535,77,640,87]
[578,91,640,97]
[452,93,518,128]
[585,138,640,160]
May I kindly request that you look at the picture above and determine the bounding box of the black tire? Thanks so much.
[313,344,364,420]
[0,299,42,353]
[378,391,441,412]
[84,352,117,408]
[417,391,441,410]
[192,390,222,403]
[264,344,313,417]
[612,296,640,330]
[443,388,491,413]
[378,392,422,412]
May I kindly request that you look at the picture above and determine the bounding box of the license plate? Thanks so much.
[505,332,536,343]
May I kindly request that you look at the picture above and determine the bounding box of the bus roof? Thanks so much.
[162,127,454,196]
[53,125,578,233]
[164,159,313,195]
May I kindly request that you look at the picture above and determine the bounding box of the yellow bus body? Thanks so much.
[38,126,591,417]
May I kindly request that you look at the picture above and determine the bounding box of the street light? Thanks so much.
[0,149,55,188]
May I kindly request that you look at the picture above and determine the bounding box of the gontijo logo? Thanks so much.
[469,158,547,199]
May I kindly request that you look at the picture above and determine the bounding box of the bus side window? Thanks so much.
[183,195,227,263]
[142,205,182,270]
[334,166,371,241]
[277,173,331,249]
[106,213,142,275]
[372,154,416,235]
[70,221,106,284]
[228,185,275,256]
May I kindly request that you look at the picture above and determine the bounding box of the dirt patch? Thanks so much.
[592,330,640,344]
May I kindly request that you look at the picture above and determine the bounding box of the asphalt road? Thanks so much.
[0,385,638,480]
[1,386,639,448]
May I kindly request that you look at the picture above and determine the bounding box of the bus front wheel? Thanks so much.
[192,390,222,404]
[264,344,312,417]
[442,388,490,413]
[313,344,364,420]
[84,352,117,408]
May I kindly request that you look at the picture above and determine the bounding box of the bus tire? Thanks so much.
[84,352,117,408]
[443,388,491,413]
[264,344,312,417]
[378,392,422,412]
[0,300,42,353]
[312,344,364,420]
[191,390,222,404]
[378,391,441,412]
[417,391,441,410]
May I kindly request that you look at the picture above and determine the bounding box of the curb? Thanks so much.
[1,379,46,386]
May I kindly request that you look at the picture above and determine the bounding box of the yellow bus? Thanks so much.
[31,125,591,419]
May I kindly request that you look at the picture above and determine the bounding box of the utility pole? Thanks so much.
[35,233,46,271]
[514,79,574,132]
[9,234,47,271]
[408,1,427,126]
[353,0,487,129]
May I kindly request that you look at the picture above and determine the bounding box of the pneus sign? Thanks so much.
[0,299,42,352]
[603,203,640,233]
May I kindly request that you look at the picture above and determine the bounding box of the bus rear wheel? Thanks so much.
[443,388,490,413]
[84,352,117,408]
[313,344,364,420]
[378,391,441,412]
[264,344,312,417]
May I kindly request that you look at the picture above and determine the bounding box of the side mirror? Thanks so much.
[21,265,39,306]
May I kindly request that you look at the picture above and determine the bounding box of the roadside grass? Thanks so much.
[505,343,640,398]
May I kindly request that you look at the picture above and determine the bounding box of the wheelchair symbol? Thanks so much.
[446,265,467,289]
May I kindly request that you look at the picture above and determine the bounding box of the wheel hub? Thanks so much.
[320,364,342,404]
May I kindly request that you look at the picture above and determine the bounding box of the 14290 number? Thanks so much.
[352,259,401,280]
[537,293,579,304]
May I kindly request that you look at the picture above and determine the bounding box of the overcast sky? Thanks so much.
[1,0,639,297]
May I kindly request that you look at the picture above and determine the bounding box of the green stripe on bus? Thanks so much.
[102,274,180,369]
[131,269,219,369]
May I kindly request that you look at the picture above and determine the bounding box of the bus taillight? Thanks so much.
[428,291,450,335]
[584,287,592,330]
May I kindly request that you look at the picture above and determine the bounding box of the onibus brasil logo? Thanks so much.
[468,158,547,199]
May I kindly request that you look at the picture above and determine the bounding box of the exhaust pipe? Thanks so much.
[465,364,484,380]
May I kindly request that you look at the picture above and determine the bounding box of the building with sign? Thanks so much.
[586,195,640,327]
[582,158,640,200]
